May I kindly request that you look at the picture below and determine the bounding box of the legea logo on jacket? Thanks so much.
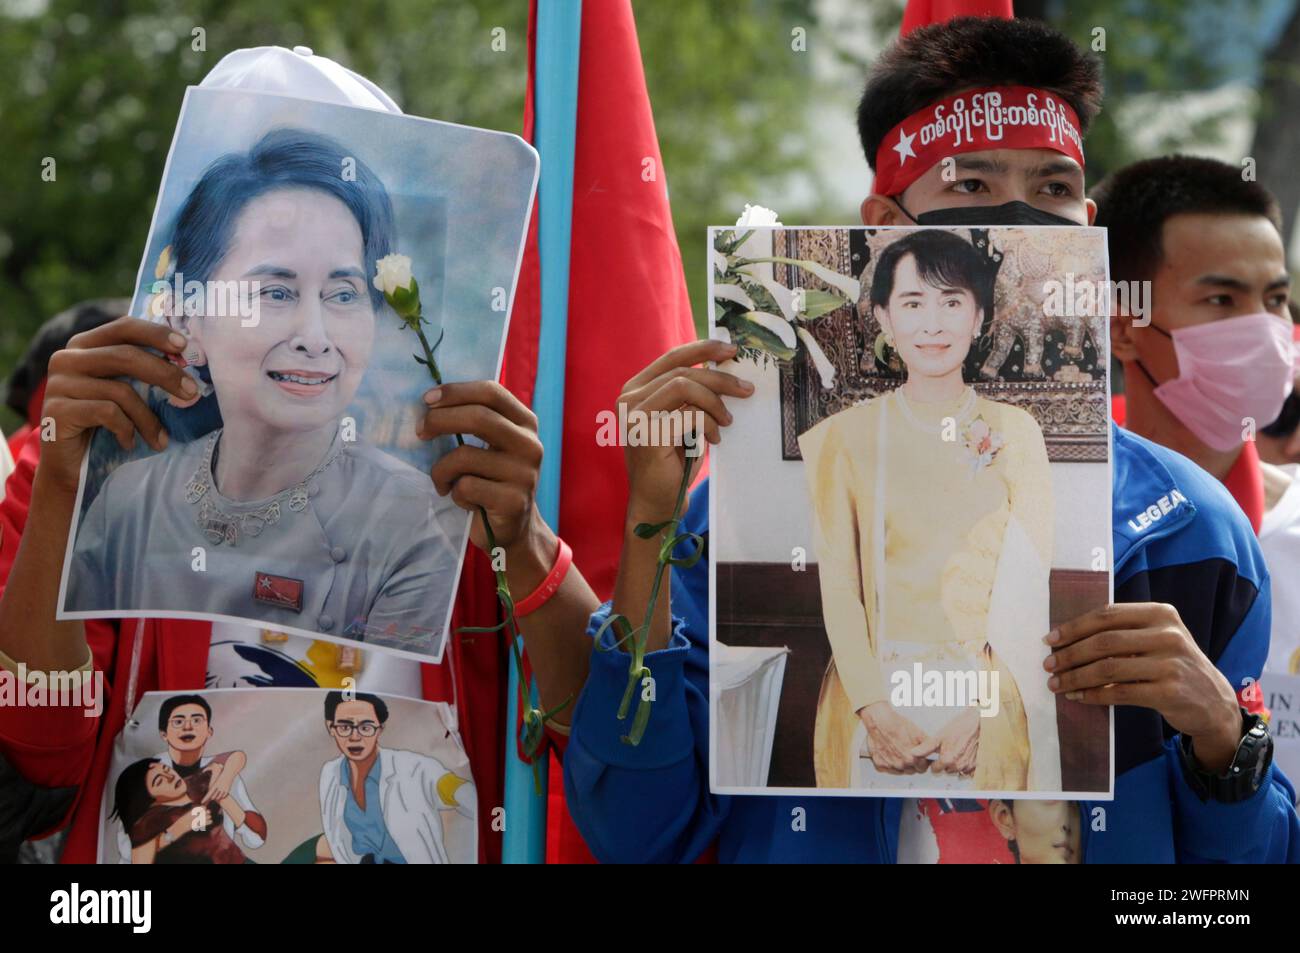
[1126,490,1189,534]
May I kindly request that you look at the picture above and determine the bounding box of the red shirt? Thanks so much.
[0,430,515,863]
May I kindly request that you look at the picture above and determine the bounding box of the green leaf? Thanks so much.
[715,228,754,255]
[634,520,673,539]
[730,317,796,361]
[665,531,706,568]
[622,694,654,746]
[592,613,636,653]
[496,586,516,617]
[540,694,574,721]
[457,622,508,634]
[741,256,860,302]
[615,670,638,720]
[728,228,755,253]
[797,289,850,321]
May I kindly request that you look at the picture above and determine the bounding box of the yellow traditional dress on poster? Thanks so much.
[800,385,1061,792]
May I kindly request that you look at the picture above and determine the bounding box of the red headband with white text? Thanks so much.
[871,85,1085,197]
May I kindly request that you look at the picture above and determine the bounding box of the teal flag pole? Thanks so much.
[502,0,582,865]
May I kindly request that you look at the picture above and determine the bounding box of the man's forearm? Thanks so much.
[218,796,246,829]
[611,511,674,656]
[0,471,87,672]
[503,515,600,722]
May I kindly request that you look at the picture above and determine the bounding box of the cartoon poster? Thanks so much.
[709,225,1114,799]
[99,688,476,864]
[56,86,538,664]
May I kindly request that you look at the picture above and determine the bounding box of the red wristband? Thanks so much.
[514,537,572,618]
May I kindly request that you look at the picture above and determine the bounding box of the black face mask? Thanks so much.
[895,198,1079,227]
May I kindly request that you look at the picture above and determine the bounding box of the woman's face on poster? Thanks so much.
[145,762,187,803]
[190,187,377,435]
[993,799,1079,864]
[876,253,982,380]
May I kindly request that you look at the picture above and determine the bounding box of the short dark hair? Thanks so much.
[158,694,212,732]
[324,690,389,725]
[869,230,996,327]
[1090,155,1283,287]
[857,16,1103,169]
[170,127,395,311]
[2,298,126,421]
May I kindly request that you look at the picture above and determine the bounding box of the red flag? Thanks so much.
[525,1,695,600]
[422,547,510,864]
[901,0,1014,35]
[517,0,695,864]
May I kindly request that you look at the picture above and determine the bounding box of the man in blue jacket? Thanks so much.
[562,14,1299,863]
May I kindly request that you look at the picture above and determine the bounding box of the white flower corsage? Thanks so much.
[961,416,1005,473]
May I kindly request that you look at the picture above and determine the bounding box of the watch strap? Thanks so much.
[1178,708,1273,803]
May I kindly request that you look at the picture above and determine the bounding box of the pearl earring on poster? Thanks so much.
[181,337,207,368]
[166,336,212,408]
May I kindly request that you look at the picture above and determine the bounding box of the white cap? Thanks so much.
[198,45,401,114]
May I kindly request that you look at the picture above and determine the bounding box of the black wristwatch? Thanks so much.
[1178,708,1273,803]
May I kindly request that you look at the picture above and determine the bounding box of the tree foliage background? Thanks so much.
[2,0,1297,434]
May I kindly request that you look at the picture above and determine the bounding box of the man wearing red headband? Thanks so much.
[857,18,1096,229]
[560,13,1297,863]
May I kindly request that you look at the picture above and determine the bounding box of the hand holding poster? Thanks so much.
[55,86,539,664]
[709,225,1114,799]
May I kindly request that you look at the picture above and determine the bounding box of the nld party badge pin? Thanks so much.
[253,571,304,612]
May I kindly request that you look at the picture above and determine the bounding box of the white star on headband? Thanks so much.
[892,128,917,164]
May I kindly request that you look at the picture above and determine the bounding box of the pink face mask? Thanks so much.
[1138,313,1296,452]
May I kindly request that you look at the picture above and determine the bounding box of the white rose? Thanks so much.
[735,204,782,227]
[372,253,414,296]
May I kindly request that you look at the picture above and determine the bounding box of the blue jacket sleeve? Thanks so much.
[1169,571,1300,863]
[562,482,728,863]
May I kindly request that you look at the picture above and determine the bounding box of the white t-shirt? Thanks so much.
[1261,464,1300,676]
[205,620,423,698]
